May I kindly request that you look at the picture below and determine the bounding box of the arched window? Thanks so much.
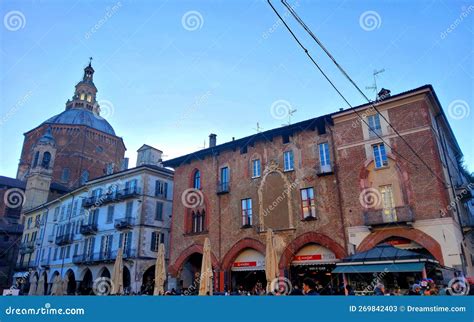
[32,151,39,168]
[190,210,206,234]
[61,168,70,183]
[193,170,201,189]
[41,152,51,169]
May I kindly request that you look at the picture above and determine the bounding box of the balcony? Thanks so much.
[80,223,98,235]
[55,233,73,246]
[72,249,137,265]
[19,241,34,254]
[116,187,141,200]
[316,163,334,176]
[364,206,414,227]
[114,217,135,230]
[217,182,230,195]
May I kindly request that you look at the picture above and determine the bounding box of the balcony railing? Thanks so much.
[72,249,137,264]
[83,188,141,208]
[55,233,73,245]
[316,163,334,176]
[80,223,98,235]
[19,241,34,254]
[364,206,414,227]
[114,217,135,230]
[217,182,230,194]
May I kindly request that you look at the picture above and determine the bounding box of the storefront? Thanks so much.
[230,249,265,293]
[289,244,341,293]
[332,244,442,294]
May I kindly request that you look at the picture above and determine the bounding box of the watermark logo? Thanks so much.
[447,99,470,120]
[448,277,470,296]
[270,99,293,120]
[359,188,382,208]
[4,11,26,31]
[359,11,382,31]
[181,188,204,208]
[93,99,115,120]
[4,188,26,209]
[270,277,293,295]
[182,11,204,31]
[93,277,114,296]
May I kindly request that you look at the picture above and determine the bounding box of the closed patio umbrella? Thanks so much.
[28,274,37,296]
[111,247,124,295]
[265,228,278,294]
[153,243,167,295]
[50,275,63,296]
[198,238,213,295]
[36,274,45,296]
[62,274,69,295]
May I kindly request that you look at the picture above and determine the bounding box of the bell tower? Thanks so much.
[23,127,57,211]
[65,57,99,113]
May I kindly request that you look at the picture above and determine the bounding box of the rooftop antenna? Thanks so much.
[253,122,264,133]
[282,109,297,126]
[365,69,385,101]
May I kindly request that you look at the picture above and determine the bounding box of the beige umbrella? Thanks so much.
[111,247,124,295]
[265,228,278,294]
[50,275,63,296]
[62,274,69,295]
[28,274,38,296]
[198,238,213,296]
[36,274,45,296]
[153,243,167,295]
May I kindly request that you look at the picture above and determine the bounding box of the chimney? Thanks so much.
[209,133,217,148]
[377,88,391,101]
[136,145,163,167]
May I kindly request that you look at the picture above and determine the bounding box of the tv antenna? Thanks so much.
[365,69,385,100]
[253,122,264,133]
[282,109,297,126]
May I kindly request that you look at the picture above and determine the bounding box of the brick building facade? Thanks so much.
[163,85,474,293]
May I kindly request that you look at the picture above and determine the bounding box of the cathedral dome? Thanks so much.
[42,108,116,135]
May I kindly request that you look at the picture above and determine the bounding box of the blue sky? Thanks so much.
[1,0,473,177]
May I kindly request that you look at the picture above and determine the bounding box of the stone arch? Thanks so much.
[221,238,266,271]
[357,228,444,265]
[258,161,294,230]
[98,267,111,278]
[279,232,346,269]
[79,267,93,281]
[169,243,220,276]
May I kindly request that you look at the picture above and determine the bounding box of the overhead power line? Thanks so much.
[279,0,446,185]
[266,0,419,168]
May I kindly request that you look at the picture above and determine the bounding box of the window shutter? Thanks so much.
[151,232,156,251]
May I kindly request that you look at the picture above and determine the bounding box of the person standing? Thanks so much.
[302,278,319,295]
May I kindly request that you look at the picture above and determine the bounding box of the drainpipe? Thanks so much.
[434,113,466,272]
[329,125,349,255]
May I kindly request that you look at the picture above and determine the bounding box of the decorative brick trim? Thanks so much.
[169,243,220,276]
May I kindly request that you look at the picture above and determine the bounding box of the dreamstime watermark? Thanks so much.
[440,5,474,40]
[4,303,85,316]
[270,99,294,120]
[3,10,26,31]
[448,277,470,296]
[92,277,114,296]
[0,90,33,127]
[181,11,204,31]
[3,188,26,209]
[269,277,293,295]
[174,90,213,128]
[359,188,382,208]
[359,11,382,31]
[261,179,299,218]
[447,99,470,120]
[84,2,123,40]
[360,269,388,295]
[440,183,473,217]
[93,99,115,120]
[262,1,300,39]
[182,268,214,295]
[181,188,204,209]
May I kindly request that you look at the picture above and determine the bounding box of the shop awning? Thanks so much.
[332,262,425,274]
[13,271,29,278]
[232,249,265,272]
[291,244,338,266]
